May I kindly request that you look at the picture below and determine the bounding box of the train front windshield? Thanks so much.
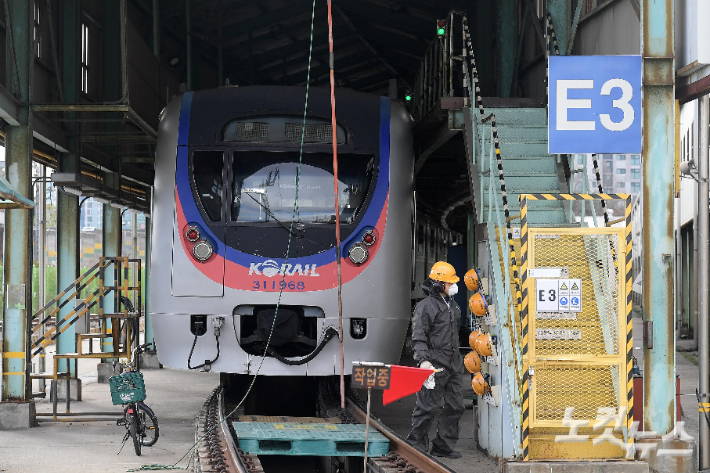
[231,151,375,225]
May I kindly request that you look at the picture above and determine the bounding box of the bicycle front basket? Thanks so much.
[109,371,146,405]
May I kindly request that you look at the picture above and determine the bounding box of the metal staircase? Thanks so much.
[466,106,569,228]
[410,11,577,460]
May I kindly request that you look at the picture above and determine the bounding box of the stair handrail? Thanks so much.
[30,256,142,355]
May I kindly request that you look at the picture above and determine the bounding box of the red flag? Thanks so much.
[382,365,435,405]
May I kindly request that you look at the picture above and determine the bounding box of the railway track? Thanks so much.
[194,387,457,473]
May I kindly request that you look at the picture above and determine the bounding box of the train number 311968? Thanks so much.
[253,280,306,291]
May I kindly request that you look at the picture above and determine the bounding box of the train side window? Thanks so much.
[191,150,223,222]
[417,225,424,257]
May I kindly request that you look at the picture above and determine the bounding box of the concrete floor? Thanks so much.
[0,367,219,473]
[0,313,702,472]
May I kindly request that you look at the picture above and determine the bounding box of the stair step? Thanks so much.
[476,142,551,157]
[481,175,563,193]
[477,108,547,125]
[478,125,548,142]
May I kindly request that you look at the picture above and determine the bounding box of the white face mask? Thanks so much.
[447,283,459,297]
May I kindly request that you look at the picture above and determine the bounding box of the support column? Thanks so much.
[698,94,709,468]
[102,173,122,355]
[1,0,34,428]
[640,0,677,466]
[497,0,514,97]
[152,0,160,57]
[37,165,47,391]
[55,155,79,374]
[55,0,80,376]
[144,216,153,348]
[547,0,571,57]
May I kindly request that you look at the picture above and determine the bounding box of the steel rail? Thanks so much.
[346,397,457,473]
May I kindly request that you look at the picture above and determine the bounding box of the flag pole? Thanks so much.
[363,386,372,471]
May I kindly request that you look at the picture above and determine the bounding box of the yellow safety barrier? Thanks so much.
[519,193,632,461]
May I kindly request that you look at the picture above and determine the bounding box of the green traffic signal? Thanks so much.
[437,27,446,36]
[405,94,412,102]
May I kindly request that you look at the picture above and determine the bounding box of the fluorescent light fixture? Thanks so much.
[60,186,83,197]
[92,196,110,204]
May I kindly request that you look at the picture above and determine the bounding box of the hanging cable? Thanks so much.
[326,0,346,410]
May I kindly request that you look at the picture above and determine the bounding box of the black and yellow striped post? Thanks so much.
[624,195,633,437]
[519,195,530,461]
[519,192,633,460]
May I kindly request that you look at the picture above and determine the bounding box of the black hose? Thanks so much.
[187,332,221,370]
[266,327,339,366]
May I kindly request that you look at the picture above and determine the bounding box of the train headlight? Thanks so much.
[193,240,213,262]
[362,230,376,246]
[186,226,200,242]
[348,243,368,265]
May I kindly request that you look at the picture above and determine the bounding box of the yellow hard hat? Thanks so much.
[464,267,481,291]
[464,351,482,374]
[468,292,488,317]
[472,372,491,396]
[429,261,459,283]
[468,329,482,350]
[474,332,493,357]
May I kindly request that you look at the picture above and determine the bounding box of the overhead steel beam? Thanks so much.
[337,3,431,39]
[220,1,314,40]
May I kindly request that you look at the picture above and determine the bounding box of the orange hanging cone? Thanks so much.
[382,365,435,405]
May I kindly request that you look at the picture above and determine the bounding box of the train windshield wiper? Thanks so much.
[243,191,305,239]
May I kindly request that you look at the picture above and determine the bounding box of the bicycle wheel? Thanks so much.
[128,412,142,456]
[138,403,159,446]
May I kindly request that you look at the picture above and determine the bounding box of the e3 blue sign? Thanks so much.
[548,55,642,154]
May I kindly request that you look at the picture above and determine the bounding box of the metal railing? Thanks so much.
[30,256,142,355]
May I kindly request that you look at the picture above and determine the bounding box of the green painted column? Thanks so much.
[547,0,571,57]
[55,155,79,374]
[144,217,154,350]
[55,0,80,375]
[640,0,676,444]
[498,0,515,97]
[1,0,33,402]
[102,173,122,354]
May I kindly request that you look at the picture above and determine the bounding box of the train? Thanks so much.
[149,85,417,376]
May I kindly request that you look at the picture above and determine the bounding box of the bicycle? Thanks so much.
[110,342,160,456]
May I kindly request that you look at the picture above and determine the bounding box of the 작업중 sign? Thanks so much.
[351,365,391,390]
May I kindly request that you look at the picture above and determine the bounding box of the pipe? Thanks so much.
[144,216,154,351]
[326,0,345,410]
[38,166,47,391]
[186,0,192,91]
[152,0,160,58]
[132,211,138,310]
[690,138,700,350]
[699,93,709,468]
[217,0,223,87]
